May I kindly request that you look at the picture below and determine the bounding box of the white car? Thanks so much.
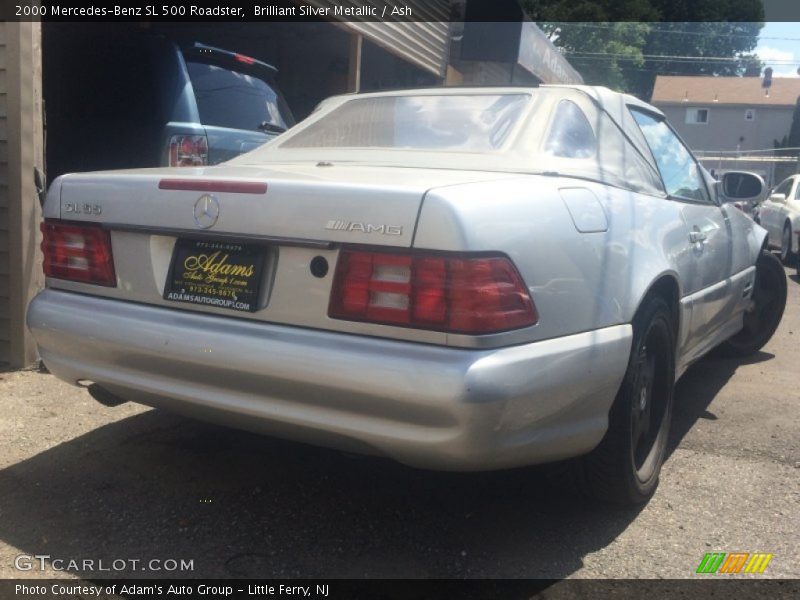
[758,174,800,264]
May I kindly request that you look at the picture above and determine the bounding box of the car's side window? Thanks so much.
[544,100,597,158]
[795,180,800,200]
[630,109,711,203]
[773,178,792,198]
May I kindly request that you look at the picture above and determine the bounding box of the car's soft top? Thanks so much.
[231,86,665,196]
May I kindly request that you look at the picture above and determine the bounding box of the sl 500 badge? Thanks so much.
[64,202,102,215]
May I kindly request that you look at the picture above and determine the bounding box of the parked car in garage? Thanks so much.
[44,31,295,181]
[28,86,786,505]
[757,174,800,264]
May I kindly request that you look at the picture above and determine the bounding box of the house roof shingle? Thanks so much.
[651,75,800,107]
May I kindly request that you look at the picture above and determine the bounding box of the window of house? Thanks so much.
[685,108,709,125]
[744,109,756,121]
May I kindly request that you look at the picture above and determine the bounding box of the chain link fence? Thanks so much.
[695,148,800,188]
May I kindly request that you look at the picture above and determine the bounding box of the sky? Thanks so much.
[756,22,800,77]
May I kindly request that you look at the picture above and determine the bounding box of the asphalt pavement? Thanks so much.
[0,268,798,579]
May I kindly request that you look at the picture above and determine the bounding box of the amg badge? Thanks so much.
[325,220,403,235]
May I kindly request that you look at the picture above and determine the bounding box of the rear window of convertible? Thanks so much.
[279,94,530,152]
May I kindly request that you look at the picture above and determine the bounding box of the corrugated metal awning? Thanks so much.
[298,1,451,78]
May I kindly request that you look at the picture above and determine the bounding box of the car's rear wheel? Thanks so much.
[718,250,786,357]
[578,295,675,505]
[780,222,794,264]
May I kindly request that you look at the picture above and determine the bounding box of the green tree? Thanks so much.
[522,0,658,22]
[525,0,658,89]
[537,22,651,90]
[521,0,764,98]
[741,54,765,77]
[629,19,764,98]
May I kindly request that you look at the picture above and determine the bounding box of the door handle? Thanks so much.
[689,230,707,244]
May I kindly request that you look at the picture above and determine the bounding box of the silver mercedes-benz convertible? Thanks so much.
[27,86,787,504]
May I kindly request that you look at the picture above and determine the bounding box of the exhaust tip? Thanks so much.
[86,384,128,407]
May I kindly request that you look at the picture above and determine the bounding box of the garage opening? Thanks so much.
[41,22,442,183]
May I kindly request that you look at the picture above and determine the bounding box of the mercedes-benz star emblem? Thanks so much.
[193,194,220,229]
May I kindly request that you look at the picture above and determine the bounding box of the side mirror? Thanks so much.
[720,171,765,203]
[769,193,787,203]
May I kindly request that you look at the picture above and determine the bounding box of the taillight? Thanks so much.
[168,135,208,167]
[40,221,116,286]
[329,249,537,335]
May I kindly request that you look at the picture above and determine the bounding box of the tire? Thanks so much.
[780,222,794,265]
[578,295,676,505]
[718,250,787,357]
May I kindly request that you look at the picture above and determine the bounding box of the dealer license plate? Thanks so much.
[164,239,266,313]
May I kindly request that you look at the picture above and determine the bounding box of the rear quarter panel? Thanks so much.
[415,176,693,347]
[726,202,768,269]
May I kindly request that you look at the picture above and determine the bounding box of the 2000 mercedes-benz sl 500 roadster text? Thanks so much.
[28,86,787,504]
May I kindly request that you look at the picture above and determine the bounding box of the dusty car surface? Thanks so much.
[27,86,787,505]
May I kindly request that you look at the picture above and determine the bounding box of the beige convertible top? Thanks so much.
[231,86,666,195]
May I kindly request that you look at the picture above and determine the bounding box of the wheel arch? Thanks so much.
[754,221,769,254]
[633,273,681,340]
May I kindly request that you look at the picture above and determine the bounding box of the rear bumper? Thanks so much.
[27,289,632,470]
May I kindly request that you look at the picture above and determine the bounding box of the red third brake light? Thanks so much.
[158,179,268,194]
[41,221,116,286]
[234,53,256,65]
[329,249,538,334]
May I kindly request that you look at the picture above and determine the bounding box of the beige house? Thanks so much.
[651,75,800,153]
[651,75,800,185]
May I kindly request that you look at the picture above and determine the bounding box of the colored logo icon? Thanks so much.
[696,552,773,574]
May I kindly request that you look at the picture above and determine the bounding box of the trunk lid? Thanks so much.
[59,163,464,247]
[46,163,515,345]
